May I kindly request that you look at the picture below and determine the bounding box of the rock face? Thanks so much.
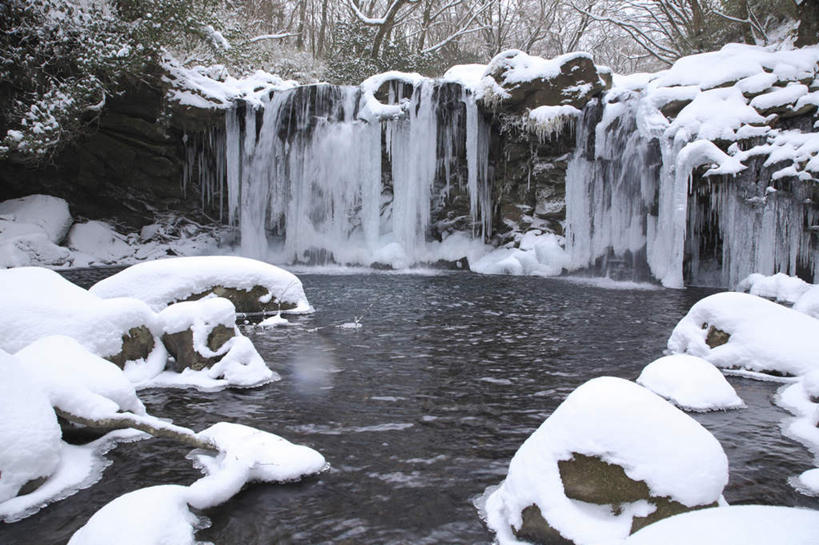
[107,326,156,368]
[182,285,299,314]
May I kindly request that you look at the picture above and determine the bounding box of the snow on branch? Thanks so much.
[421,0,492,54]
[248,32,301,43]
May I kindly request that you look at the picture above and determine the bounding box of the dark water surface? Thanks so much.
[3,272,818,544]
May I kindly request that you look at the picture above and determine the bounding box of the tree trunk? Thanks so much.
[796,0,819,46]
[371,0,411,59]
[317,0,329,57]
[296,0,308,50]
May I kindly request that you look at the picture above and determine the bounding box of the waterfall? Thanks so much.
[207,80,490,267]
[565,95,818,288]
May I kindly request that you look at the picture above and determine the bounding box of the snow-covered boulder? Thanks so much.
[14,336,146,419]
[0,194,72,243]
[0,267,165,382]
[0,350,62,504]
[484,377,728,545]
[90,256,311,314]
[481,50,608,113]
[622,505,819,545]
[793,285,819,319]
[0,194,73,268]
[66,220,134,265]
[159,297,238,372]
[668,292,819,377]
[736,272,811,305]
[636,355,744,412]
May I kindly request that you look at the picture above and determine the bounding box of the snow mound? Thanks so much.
[159,297,236,335]
[472,232,569,277]
[794,286,819,319]
[66,221,133,265]
[793,468,819,496]
[67,485,202,545]
[14,335,146,418]
[636,355,744,411]
[622,505,819,545]
[668,292,819,377]
[0,350,61,504]
[90,256,310,313]
[485,377,728,545]
[0,267,164,379]
[0,194,72,243]
[442,63,488,95]
[486,49,592,86]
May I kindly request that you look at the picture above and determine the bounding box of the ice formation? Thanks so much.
[636,354,744,411]
[565,44,819,287]
[89,255,310,313]
[484,377,728,545]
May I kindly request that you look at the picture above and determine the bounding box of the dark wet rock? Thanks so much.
[515,504,574,545]
[162,324,235,372]
[558,453,651,504]
[182,285,297,314]
[705,325,731,348]
[631,497,717,534]
[107,325,155,368]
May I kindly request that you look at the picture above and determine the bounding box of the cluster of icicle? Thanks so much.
[192,79,491,267]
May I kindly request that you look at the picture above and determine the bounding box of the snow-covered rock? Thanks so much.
[69,423,327,545]
[484,377,728,545]
[0,267,165,383]
[153,297,276,389]
[621,505,819,545]
[90,256,311,313]
[0,194,72,243]
[668,292,819,377]
[793,285,819,319]
[0,350,62,504]
[66,221,134,265]
[481,50,608,113]
[636,355,744,412]
[14,336,146,418]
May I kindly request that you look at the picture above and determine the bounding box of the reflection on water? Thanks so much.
[4,272,818,545]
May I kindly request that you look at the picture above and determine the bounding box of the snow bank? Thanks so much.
[90,256,310,313]
[14,335,146,418]
[485,377,727,545]
[472,231,569,277]
[486,50,592,86]
[442,63,489,96]
[668,292,819,377]
[66,221,134,265]
[622,505,819,545]
[636,355,744,412]
[0,350,61,504]
[0,268,164,380]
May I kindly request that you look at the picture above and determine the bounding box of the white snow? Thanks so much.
[485,49,592,86]
[442,63,489,95]
[67,485,202,545]
[636,354,744,411]
[159,297,235,335]
[0,194,73,268]
[0,267,165,380]
[90,256,311,313]
[668,87,766,142]
[668,292,819,377]
[485,377,728,545]
[14,335,146,418]
[0,350,61,504]
[794,468,819,496]
[621,505,819,545]
[66,221,134,265]
[526,105,581,141]
[749,83,810,111]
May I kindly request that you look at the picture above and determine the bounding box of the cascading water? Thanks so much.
[565,95,818,288]
[210,79,490,267]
